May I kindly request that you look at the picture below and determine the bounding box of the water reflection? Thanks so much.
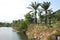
[18,32,28,40]
[0,27,28,40]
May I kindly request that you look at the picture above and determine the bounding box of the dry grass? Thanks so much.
[26,23,60,40]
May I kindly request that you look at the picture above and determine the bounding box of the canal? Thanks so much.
[0,27,28,40]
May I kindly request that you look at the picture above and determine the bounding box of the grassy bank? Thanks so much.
[26,22,60,40]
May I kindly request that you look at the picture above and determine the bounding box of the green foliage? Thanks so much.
[24,13,34,24]
[38,13,45,23]
[51,10,60,24]
[27,1,40,23]
[12,19,28,31]
[18,21,28,31]
[40,2,51,10]
[0,22,11,27]
[40,2,51,24]
[54,10,60,21]
[30,1,40,10]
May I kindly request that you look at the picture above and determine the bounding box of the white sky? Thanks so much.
[0,0,60,23]
[0,0,29,23]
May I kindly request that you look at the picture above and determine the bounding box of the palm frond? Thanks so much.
[27,7,32,9]
[29,1,40,10]
[29,11,33,13]
[40,2,51,10]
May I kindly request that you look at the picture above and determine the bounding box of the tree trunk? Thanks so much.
[40,13,42,23]
[45,10,47,24]
[49,16,51,26]
[34,10,37,24]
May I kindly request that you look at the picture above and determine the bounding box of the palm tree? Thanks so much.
[40,2,51,24]
[27,1,40,23]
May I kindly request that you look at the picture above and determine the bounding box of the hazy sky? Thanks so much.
[0,0,60,23]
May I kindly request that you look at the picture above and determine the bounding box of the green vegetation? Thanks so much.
[11,19,28,31]
[27,2,40,23]
[10,1,60,40]
[40,2,51,24]
[0,1,60,40]
[24,12,34,24]
[0,22,11,27]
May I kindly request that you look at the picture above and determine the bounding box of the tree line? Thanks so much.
[11,1,60,31]
[0,22,11,27]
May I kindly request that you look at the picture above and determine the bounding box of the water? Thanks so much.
[0,27,28,40]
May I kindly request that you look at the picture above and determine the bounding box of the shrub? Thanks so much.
[17,21,28,31]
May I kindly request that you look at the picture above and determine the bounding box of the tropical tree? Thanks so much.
[40,2,51,24]
[27,1,40,23]
[24,12,34,24]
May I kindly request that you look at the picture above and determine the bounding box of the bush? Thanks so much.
[21,21,27,30]
[17,21,28,31]
[12,19,28,32]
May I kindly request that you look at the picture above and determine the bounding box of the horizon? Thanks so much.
[0,0,60,23]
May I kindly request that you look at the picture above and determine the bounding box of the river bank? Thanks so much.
[26,23,60,40]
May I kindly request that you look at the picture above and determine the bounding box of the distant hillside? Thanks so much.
[52,9,60,21]
[53,9,60,14]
